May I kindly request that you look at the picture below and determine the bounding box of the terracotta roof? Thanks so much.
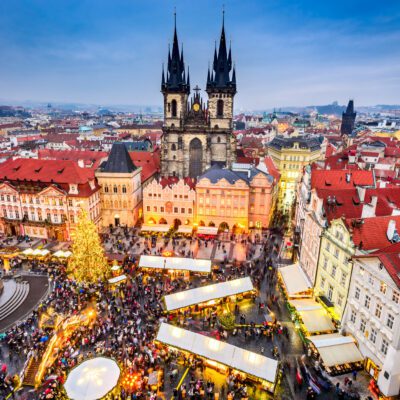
[311,170,374,189]
[129,150,160,183]
[0,158,95,184]
[345,215,400,251]
[38,149,107,169]
[264,156,281,182]
[158,176,196,190]
[360,151,379,157]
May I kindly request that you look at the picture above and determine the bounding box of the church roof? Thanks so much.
[101,142,137,173]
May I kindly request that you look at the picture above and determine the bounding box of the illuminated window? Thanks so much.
[380,282,387,294]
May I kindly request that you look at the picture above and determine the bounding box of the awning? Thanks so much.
[290,299,335,334]
[108,274,127,284]
[308,333,364,367]
[139,255,211,273]
[22,248,34,256]
[32,249,50,257]
[141,224,170,233]
[53,250,72,258]
[177,226,193,234]
[156,323,278,384]
[197,226,218,236]
[163,277,254,311]
[278,264,312,297]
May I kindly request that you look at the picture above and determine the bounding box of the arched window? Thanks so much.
[113,185,118,193]
[217,136,221,143]
[122,185,127,193]
[171,143,176,151]
[104,185,109,193]
[217,99,224,117]
[171,99,177,117]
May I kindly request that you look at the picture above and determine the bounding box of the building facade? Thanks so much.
[160,18,236,178]
[267,135,322,214]
[343,246,400,398]
[96,143,142,228]
[0,158,101,240]
[143,177,196,227]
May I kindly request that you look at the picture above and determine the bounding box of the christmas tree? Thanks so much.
[68,209,109,283]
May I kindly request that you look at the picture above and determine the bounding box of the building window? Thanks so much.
[160,207,164,212]
[355,287,361,300]
[368,274,374,286]
[325,242,330,252]
[113,185,118,193]
[370,328,377,343]
[381,339,388,355]
[323,258,328,270]
[174,207,178,213]
[364,295,371,309]
[331,265,337,278]
[104,186,109,193]
[188,208,192,214]
[337,295,343,307]
[328,285,334,301]
[334,248,339,258]
[217,99,224,117]
[360,318,366,333]
[350,310,356,324]
[380,282,387,294]
[387,314,394,329]
[146,206,150,211]
[181,208,185,213]
[68,199,73,207]
[153,206,157,212]
[392,291,399,304]
[340,272,347,287]
[122,185,127,193]
[375,304,382,319]
[171,99,177,117]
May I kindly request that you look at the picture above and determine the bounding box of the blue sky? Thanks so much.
[0,0,399,110]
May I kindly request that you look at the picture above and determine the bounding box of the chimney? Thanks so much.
[387,220,396,242]
[357,187,366,203]
[346,173,351,183]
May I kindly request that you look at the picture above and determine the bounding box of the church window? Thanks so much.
[217,99,224,117]
[171,143,176,151]
[168,103,171,112]
[173,156,176,160]
[122,185,127,193]
[217,136,221,143]
[171,100,177,117]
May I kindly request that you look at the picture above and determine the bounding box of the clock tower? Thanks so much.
[160,14,237,179]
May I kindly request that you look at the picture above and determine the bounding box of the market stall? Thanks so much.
[163,276,255,312]
[308,333,364,376]
[155,323,278,393]
[140,224,170,235]
[53,250,72,259]
[64,357,121,400]
[289,299,336,336]
[278,264,313,299]
[174,225,193,237]
[0,246,20,271]
[197,226,218,239]
[138,255,211,281]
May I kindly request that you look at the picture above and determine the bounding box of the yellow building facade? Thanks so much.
[314,218,355,322]
[267,135,322,214]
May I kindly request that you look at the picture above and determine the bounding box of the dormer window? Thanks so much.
[69,184,78,194]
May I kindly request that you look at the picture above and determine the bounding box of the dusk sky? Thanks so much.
[1,0,399,110]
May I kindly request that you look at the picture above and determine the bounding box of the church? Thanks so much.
[160,15,237,178]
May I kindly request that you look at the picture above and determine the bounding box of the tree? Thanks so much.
[68,209,109,283]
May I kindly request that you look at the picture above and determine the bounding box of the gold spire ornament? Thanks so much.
[68,209,109,283]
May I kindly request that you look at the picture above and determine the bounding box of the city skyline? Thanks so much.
[0,0,400,109]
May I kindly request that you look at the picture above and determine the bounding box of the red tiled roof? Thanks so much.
[38,149,108,169]
[264,156,280,182]
[311,170,374,189]
[360,151,379,157]
[158,176,196,190]
[345,215,400,251]
[129,150,160,183]
[0,158,95,184]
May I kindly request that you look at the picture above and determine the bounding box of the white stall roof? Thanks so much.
[308,333,364,367]
[163,277,254,311]
[156,323,278,384]
[141,224,170,233]
[279,264,312,296]
[197,226,218,236]
[108,274,127,284]
[290,299,335,333]
[139,255,211,273]
[64,357,120,400]
[177,226,193,234]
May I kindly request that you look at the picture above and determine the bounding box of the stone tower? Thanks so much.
[160,14,237,179]
[340,100,356,136]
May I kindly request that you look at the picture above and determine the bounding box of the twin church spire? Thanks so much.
[161,12,236,94]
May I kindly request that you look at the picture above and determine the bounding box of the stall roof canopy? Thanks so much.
[156,323,278,383]
[291,299,335,334]
[279,264,312,296]
[108,274,127,284]
[197,226,218,235]
[177,226,193,234]
[64,357,120,400]
[309,333,364,367]
[141,224,170,233]
[139,255,211,273]
[163,277,254,311]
